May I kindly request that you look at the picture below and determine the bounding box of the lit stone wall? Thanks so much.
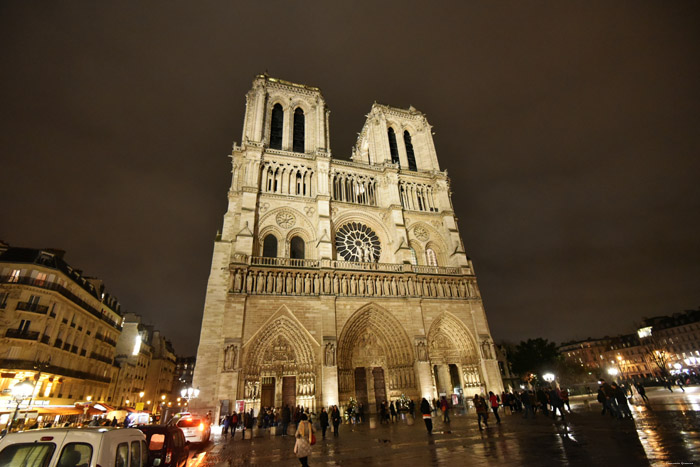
[191,75,503,417]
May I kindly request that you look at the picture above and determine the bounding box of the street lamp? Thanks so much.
[542,373,555,383]
[5,379,34,432]
[180,387,199,409]
[607,367,619,377]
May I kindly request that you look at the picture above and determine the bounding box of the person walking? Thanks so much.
[420,398,433,434]
[294,413,314,467]
[488,391,501,424]
[389,401,397,423]
[521,390,535,419]
[612,383,633,419]
[440,396,450,423]
[599,379,619,418]
[474,394,489,430]
[331,406,341,437]
[635,382,649,403]
[560,388,571,412]
[222,413,230,436]
[319,407,329,439]
[548,387,566,422]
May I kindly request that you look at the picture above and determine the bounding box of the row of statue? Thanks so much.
[232,268,479,299]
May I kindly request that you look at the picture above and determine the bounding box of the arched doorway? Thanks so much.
[337,304,416,412]
[427,313,482,399]
[242,316,316,411]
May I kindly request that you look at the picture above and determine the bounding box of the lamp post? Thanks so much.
[542,373,555,386]
[607,367,619,379]
[5,379,34,432]
[180,387,199,410]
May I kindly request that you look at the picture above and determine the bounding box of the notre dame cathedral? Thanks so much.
[192,74,503,416]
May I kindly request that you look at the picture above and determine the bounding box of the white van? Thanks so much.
[0,427,147,467]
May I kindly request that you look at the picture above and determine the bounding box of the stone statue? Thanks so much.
[325,342,336,366]
[416,341,428,362]
[223,344,237,371]
[233,269,242,292]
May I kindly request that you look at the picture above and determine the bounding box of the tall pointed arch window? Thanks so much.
[293,108,305,153]
[409,247,418,266]
[388,128,400,165]
[270,104,284,150]
[290,236,305,259]
[262,234,278,258]
[404,131,417,171]
[426,248,438,267]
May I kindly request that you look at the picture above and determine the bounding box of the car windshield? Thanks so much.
[0,443,56,467]
[176,418,202,428]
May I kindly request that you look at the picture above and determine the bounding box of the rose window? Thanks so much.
[335,222,381,262]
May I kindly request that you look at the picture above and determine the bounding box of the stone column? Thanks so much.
[414,361,433,400]
[437,364,452,395]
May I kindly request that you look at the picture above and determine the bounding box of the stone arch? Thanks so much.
[337,303,414,369]
[427,312,482,392]
[286,227,312,259]
[243,314,316,375]
[257,225,284,257]
[424,240,446,267]
[426,312,478,365]
[408,240,423,265]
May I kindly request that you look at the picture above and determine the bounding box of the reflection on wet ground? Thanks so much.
[191,387,700,466]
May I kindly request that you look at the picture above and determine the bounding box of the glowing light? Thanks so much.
[543,373,555,382]
[607,367,619,376]
[132,335,141,356]
[637,326,652,339]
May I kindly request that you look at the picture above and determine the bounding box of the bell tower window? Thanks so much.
[293,108,305,153]
[270,104,284,150]
[404,131,417,171]
[388,128,400,165]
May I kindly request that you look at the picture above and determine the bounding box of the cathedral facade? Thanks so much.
[192,75,502,416]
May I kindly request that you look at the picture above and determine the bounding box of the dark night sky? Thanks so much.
[1,2,699,356]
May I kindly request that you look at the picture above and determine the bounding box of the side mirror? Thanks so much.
[153,459,161,466]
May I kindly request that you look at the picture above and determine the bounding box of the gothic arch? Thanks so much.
[426,312,479,365]
[337,303,414,369]
[257,226,284,256]
[260,207,316,241]
[424,240,446,267]
[243,310,317,377]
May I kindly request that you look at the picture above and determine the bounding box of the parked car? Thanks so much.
[0,427,147,467]
[175,415,210,444]
[138,425,189,467]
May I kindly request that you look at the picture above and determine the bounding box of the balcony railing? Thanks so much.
[246,256,467,275]
[5,329,40,340]
[0,358,111,383]
[54,338,63,348]
[104,337,117,347]
[16,301,49,314]
[90,352,113,365]
[0,276,122,330]
[40,335,50,345]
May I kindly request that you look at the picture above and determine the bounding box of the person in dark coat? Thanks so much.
[612,383,633,419]
[389,401,397,423]
[331,405,341,437]
[281,405,291,437]
[473,394,489,430]
[319,407,329,439]
[635,382,649,403]
[420,398,433,434]
[547,387,566,422]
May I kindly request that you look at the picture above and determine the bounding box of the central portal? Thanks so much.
[372,367,387,410]
[283,376,296,408]
[261,377,275,407]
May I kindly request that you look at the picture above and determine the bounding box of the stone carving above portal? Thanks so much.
[276,211,296,229]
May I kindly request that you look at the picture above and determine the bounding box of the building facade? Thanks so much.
[0,244,123,424]
[192,75,503,416]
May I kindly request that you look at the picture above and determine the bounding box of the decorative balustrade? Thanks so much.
[245,256,468,275]
[5,329,40,340]
[229,261,479,300]
[16,301,49,314]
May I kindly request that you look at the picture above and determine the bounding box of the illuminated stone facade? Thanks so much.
[192,75,503,416]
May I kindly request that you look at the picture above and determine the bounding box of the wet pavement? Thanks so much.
[190,387,700,466]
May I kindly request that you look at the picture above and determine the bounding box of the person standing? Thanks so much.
[440,396,450,423]
[282,405,291,437]
[294,413,314,467]
[319,407,329,439]
[331,406,341,437]
[420,398,433,434]
[474,394,489,430]
[389,401,397,423]
[488,391,501,424]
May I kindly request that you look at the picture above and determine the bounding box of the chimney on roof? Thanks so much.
[44,249,66,260]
